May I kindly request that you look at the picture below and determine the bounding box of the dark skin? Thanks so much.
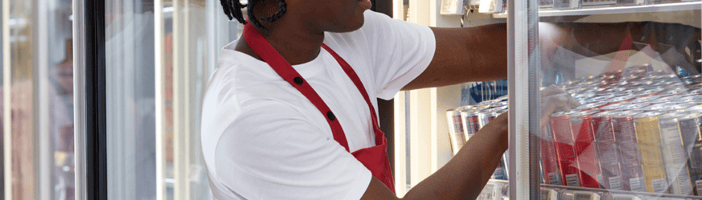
[236,0,508,199]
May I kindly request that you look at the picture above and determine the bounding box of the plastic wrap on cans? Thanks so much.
[593,111,623,190]
[551,111,582,186]
[650,96,681,104]
[602,103,629,111]
[478,108,503,129]
[446,109,467,155]
[541,123,563,185]
[635,88,665,97]
[658,112,694,195]
[612,111,644,191]
[676,112,702,195]
[660,88,689,97]
[577,102,608,111]
[630,96,661,104]
[607,95,637,106]
[461,109,481,139]
[622,103,651,111]
[633,111,669,193]
[589,96,612,103]
[571,110,603,188]
[674,95,702,104]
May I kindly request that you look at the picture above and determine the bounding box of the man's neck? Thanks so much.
[235,19,325,65]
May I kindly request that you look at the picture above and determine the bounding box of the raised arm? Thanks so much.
[403,24,508,90]
[360,112,509,200]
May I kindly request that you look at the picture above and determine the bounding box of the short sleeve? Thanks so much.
[213,100,373,200]
[363,11,437,100]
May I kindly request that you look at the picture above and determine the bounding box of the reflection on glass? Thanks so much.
[2,0,74,198]
[534,7,702,199]
[105,0,234,199]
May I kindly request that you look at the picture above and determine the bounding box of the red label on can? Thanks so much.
[541,126,562,185]
[572,115,601,188]
[551,116,581,187]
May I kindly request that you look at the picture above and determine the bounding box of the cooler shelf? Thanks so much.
[539,1,701,17]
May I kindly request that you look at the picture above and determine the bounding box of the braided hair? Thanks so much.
[221,0,287,33]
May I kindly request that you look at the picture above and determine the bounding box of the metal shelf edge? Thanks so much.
[539,1,701,17]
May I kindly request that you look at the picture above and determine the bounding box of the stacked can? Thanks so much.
[612,110,645,192]
[447,102,508,180]
[541,123,564,185]
[570,110,603,188]
[446,109,468,155]
[658,112,694,195]
[551,111,582,187]
[593,111,623,190]
[632,111,668,193]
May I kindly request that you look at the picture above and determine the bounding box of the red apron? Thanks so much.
[243,23,396,193]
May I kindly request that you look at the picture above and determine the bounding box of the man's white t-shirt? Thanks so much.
[200,10,436,200]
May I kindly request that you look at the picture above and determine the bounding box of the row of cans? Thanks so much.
[446,96,508,179]
[541,70,702,196]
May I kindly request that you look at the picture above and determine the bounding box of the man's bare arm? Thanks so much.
[403,24,508,90]
[360,112,509,200]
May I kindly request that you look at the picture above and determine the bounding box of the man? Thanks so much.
[200,0,575,199]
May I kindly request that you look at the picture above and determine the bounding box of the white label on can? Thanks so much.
[480,184,494,200]
[672,173,693,195]
[696,180,702,195]
[652,178,667,193]
[630,177,645,192]
[548,172,561,185]
[609,176,623,190]
[566,174,580,187]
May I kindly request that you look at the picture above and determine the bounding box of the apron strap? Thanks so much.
[243,23,350,152]
[321,44,384,145]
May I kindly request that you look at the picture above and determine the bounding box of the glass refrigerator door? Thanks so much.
[521,0,702,199]
[391,0,510,197]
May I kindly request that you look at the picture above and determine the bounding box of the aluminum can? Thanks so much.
[622,103,651,111]
[630,96,661,104]
[682,75,702,85]
[478,108,502,129]
[676,112,702,195]
[541,124,563,185]
[461,109,481,139]
[674,96,702,104]
[602,103,629,111]
[612,110,644,191]
[589,96,612,103]
[492,157,508,180]
[551,111,581,186]
[633,111,669,193]
[607,95,637,105]
[593,111,623,190]
[652,103,697,113]
[635,88,666,97]
[577,102,608,111]
[446,109,467,155]
[685,105,702,113]
[650,96,681,104]
[643,104,668,112]
[571,110,602,188]
[660,88,689,97]
[658,112,694,195]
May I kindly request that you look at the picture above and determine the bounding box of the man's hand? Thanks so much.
[540,85,580,128]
